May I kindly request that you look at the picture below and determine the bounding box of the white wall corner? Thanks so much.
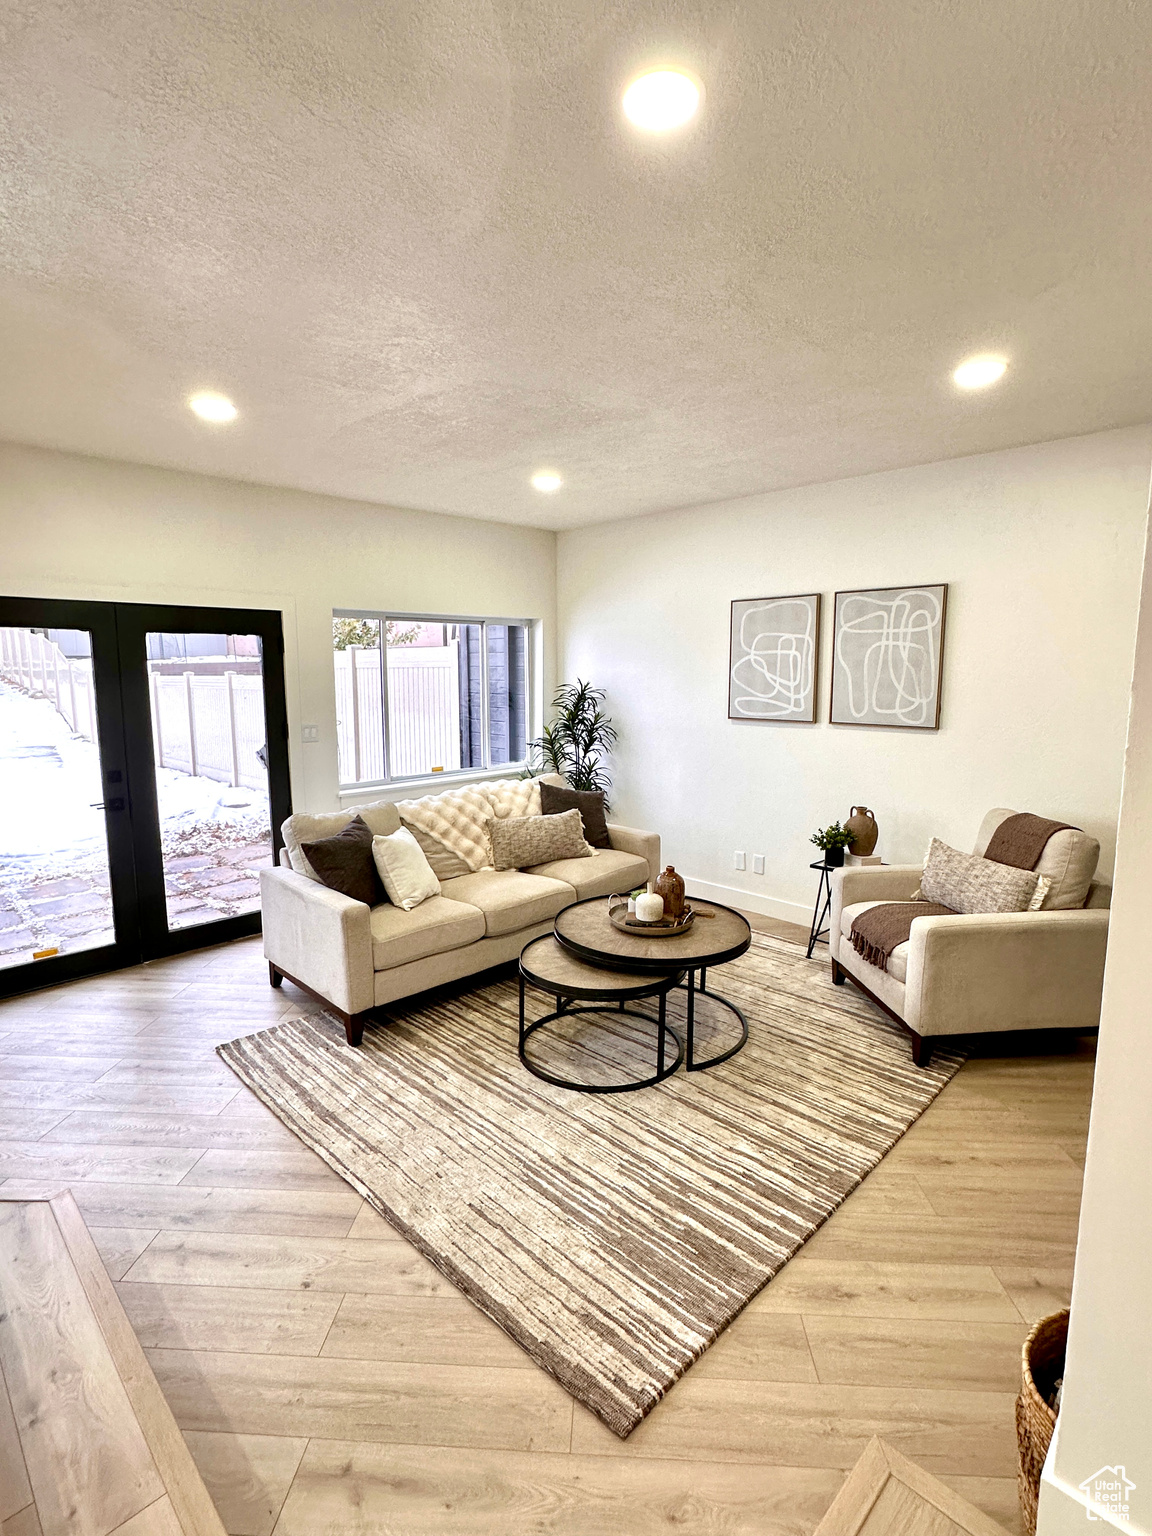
[1040,1425,1150,1536]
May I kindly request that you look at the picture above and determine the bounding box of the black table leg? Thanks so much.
[657,989,666,1076]
[806,866,834,959]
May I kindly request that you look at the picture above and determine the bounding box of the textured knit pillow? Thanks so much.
[539,782,611,850]
[918,837,1045,915]
[299,815,386,906]
[371,828,441,911]
[489,807,592,871]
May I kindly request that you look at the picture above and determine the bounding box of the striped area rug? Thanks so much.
[217,933,963,1436]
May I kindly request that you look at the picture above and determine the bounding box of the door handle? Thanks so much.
[91,799,126,812]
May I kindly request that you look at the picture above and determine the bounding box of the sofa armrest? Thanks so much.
[905,908,1110,1037]
[259,868,374,1016]
[606,824,660,882]
[830,865,922,961]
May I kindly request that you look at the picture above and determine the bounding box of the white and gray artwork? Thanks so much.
[831,584,948,729]
[728,594,820,723]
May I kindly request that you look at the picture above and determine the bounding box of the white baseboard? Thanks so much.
[682,876,811,928]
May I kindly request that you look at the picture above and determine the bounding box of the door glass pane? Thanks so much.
[0,627,115,969]
[145,633,272,932]
[386,621,474,778]
[486,624,528,767]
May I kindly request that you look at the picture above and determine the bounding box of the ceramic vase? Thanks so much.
[654,865,686,920]
[635,890,665,923]
[845,806,879,856]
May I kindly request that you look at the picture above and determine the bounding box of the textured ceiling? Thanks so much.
[1,0,1150,530]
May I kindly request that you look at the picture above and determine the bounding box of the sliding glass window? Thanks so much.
[333,614,530,787]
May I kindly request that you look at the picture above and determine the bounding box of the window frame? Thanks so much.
[333,609,534,791]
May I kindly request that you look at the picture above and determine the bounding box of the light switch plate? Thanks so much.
[753,854,765,875]
[734,851,746,871]
[301,724,319,743]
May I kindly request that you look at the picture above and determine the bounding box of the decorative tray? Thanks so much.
[608,901,695,937]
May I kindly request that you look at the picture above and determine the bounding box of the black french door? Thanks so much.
[0,597,291,998]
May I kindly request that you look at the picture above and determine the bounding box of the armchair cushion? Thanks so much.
[918,838,1045,914]
[841,901,911,982]
[973,807,1100,909]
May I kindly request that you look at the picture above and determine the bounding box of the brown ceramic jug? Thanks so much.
[845,806,879,857]
[654,865,686,920]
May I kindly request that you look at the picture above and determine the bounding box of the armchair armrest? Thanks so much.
[259,868,374,1016]
[905,908,1109,1037]
[830,865,923,961]
[606,824,660,883]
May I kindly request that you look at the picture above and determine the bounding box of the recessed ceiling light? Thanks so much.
[952,354,1008,391]
[531,470,563,493]
[622,69,701,133]
[189,391,238,423]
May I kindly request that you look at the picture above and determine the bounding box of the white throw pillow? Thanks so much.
[371,828,441,911]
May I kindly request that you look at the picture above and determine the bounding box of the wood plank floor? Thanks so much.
[0,920,1091,1536]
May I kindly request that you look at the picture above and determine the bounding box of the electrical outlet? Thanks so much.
[300,724,319,743]
[733,851,746,871]
[752,854,765,875]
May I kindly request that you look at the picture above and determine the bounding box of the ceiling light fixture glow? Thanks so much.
[531,470,563,493]
[952,354,1008,391]
[189,391,238,423]
[622,69,701,132]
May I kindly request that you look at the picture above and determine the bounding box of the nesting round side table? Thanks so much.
[517,935,685,1094]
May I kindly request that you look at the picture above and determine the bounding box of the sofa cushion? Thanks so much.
[438,870,574,937]
[973,807,1101,910]
[283,800,401,879]
[841,900,911,983]
[527,847,649,901]
[370,895,485,970]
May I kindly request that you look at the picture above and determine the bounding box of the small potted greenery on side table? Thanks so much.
[811,821,853,868]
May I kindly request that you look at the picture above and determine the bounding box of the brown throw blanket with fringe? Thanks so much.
[983,812,1075,869]
[850,901,956,971]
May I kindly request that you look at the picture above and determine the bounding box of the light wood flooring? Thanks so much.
[0,922,1091,1536]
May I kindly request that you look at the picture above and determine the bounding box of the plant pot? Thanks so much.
[823,847,846,867]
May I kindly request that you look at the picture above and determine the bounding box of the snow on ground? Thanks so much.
[0,680,272,965]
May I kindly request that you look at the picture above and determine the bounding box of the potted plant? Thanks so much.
[524,680,618,801]
[811,821,853,867]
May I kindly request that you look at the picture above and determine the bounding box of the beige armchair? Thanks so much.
[828,809,1110,1066]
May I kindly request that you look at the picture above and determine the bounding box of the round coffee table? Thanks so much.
[552,896,752,1071]
[518,935,685,1094]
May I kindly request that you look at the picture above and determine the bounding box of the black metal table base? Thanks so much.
[518,974,684,1094]
[681,966,749,1070]
[806,860,836,959]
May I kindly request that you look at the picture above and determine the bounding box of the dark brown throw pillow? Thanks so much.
[300,815,386,906]
[540,782,611,850]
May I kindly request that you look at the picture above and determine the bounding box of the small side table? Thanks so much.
[806,859,838,959]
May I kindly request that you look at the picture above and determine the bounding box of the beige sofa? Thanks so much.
[260,778,659,1043]
[829,807,1111,1066]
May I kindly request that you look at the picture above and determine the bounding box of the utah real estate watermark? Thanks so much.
[1080,1467,1136,1524]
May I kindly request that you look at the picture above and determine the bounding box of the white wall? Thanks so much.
[0,442,556,813]
[1039,494,1152,1536]
[558,427,1152,921]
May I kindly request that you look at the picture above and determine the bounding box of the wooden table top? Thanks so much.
[553,896,751,973]
[519,936,681,999]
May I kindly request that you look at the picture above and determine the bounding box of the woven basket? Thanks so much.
[1017,1308,1069,1536]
